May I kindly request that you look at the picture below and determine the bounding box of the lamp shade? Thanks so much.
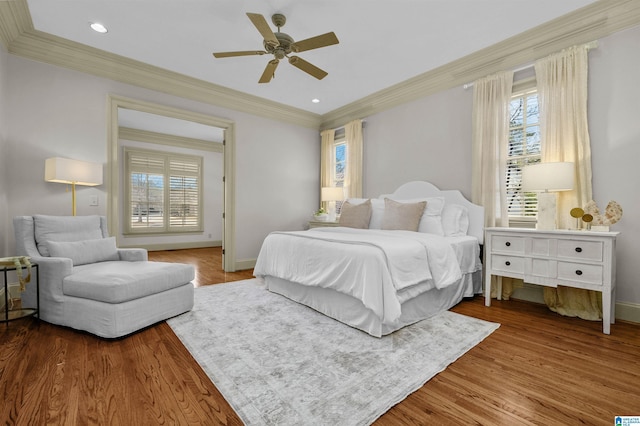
[321,187,345,202]
[45,157,103,186]
[522,162,574,192]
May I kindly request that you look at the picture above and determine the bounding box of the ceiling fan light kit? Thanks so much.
[212,12,339,84]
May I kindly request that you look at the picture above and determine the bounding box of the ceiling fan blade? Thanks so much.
[212,50,267,58]
[259,59,279,84]
[246,13,279,47]
[291,32,339,53]
[288,56,328,80]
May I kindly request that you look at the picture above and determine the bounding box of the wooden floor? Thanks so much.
[2,247,639,425]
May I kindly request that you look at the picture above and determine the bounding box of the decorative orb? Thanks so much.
[570,207,585,218]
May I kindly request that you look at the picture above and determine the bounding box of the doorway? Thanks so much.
[107,95,237,271]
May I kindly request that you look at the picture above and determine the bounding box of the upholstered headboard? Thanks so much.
[379,181,485,244]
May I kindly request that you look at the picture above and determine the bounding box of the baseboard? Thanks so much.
[235,258,256,272]
[615,302,640,324]
[509,284,640,324]
[121,240,222,252]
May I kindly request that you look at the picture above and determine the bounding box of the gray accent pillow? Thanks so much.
[381,199,427,231]
[47,237,119,266]
[339,199,372,229]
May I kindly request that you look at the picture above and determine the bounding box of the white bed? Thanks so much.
[254,181,485,337]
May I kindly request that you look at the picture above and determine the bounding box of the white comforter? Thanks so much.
[254,227,480,324]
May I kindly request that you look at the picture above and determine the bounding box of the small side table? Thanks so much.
[2,262,39,323]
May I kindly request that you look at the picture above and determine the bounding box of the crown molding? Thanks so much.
[2,0,640,132]
[320,0,640,129]
[0,0,32,49]
[119,127,224,153]
[1,0,321,129]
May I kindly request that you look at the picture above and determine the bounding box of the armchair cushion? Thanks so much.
[34,215,105,256]
[47,237,119,266]
[64,261,195,303]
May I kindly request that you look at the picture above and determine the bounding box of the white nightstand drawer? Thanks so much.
[557,261,603,286]
[491,255,525,275]
[530,258,554,278]
[557,240,603,262]
[491,235,525,254]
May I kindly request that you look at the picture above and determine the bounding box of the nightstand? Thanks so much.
[308,220,341,229]
[484,227,619,334]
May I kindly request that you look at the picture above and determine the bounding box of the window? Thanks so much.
[507,89,540,219]
[332,139,346,213]
[125,147,203,234]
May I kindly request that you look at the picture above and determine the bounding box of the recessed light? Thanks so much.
[312,98,320,103]
[90,22,108,34]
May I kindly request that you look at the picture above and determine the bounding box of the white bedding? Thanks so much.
[253,227,481,325]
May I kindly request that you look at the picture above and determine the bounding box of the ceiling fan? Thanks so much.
[212,13,339,84]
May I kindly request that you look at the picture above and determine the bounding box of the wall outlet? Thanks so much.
[90,195,99,206]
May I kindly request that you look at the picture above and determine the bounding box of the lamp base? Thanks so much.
[536,192,557,230]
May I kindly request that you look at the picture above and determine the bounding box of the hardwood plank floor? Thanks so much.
[2,247,639,425]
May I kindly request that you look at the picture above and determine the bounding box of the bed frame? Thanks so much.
[264,181,485,337]
[381,181,484,244]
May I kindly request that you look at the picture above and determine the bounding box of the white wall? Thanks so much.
[2,55,319,264]
[361,24,640,309]
[588,24,640,305]
[363,86,473,199]
[0,44,8,255]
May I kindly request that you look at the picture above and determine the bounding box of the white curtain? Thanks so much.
[471,71,514,300]
[471,71,514,228]
[535,44,599,320]
[320,129,335,210]
[344,119,363,199]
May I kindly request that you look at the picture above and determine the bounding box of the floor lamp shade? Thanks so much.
[522,162,575,230]
[45,157,103,215]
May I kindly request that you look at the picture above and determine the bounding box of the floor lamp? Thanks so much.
[522,162,575,230]
[45,157,103,216]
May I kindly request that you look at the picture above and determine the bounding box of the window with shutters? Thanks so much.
[332,139,346,214]
[507,89,540,220]
[124,147,203,234]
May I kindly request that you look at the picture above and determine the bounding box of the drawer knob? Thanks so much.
[575,270,583,276]
[505,242,511,247]
[575,247,583,253]
[505,261,511,266]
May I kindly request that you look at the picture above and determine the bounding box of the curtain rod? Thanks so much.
[462,40,599,90]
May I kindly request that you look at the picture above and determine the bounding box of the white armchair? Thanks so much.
[13,215,194,338]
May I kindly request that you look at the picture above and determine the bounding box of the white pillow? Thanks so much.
[387,197,445,235]
[442,204,470,236]
[47,237,119,266]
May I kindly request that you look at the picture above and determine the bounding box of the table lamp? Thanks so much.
[522,162,574,230]
[321,187,345,221]
[45,157,103,215]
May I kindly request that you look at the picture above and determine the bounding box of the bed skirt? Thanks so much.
[264,270,482,337]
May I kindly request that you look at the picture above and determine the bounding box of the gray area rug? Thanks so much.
[167,279,499,425]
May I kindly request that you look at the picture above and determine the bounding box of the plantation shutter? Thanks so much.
[125,147,203,234]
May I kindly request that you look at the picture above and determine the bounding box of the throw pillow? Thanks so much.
[381,199,427,231]
[47,237,119,266]
[339,199,372,229]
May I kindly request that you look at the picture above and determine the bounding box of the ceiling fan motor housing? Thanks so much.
[264,32,294,59]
